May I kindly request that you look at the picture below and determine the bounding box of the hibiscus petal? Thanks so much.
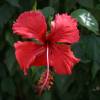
[32,50,47,66]
[12,11,47,43]
[14,41,45,75]
[49,44,80,74]
[48,13,79,44]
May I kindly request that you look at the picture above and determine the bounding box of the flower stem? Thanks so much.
[32,0,37,11]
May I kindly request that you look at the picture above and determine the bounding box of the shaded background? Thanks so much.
[0,0,100,100]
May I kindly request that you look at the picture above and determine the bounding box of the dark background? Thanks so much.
[0,0,100,100]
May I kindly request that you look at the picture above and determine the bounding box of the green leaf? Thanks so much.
[5,32,15,46]
[0,38,5,51]
[1,78,16,95]
[64,0,77,12]
[92,62,100,79]
[5,30,19,46]
[49,0,59,11]
[54,75,76,100]
[71,9,99,34]
[42,7,55,18]
[39,91,52,100]
[5,48,17,76]
[82,34,100,78]
[73,34,100,78]
[20,0,35,11]
[96,4,100,10]
[6,0,20,7]
[0,4,15,30]
[0,63,7,79]
[77,0,94,8]
[0,95,2,100]
[30,66,46,83]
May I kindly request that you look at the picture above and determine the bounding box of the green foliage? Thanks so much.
[71,9,99,34]
[0,0,100,100]
[0,3,15,30]
[49,0,59,12]
[42,7,55,18]
[1,78,16,95]
[6,0,20,7]
[77,0,94,8]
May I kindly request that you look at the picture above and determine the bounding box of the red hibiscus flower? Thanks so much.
[12,11,80,76]
[12,11,80,93]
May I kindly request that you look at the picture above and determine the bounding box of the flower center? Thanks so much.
[45,39,51,45]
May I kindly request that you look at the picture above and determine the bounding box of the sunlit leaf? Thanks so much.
[71,9,99,34]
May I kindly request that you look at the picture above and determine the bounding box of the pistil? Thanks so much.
[39,45,50,94]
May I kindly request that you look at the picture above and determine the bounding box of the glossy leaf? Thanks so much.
[71,9,99,34]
